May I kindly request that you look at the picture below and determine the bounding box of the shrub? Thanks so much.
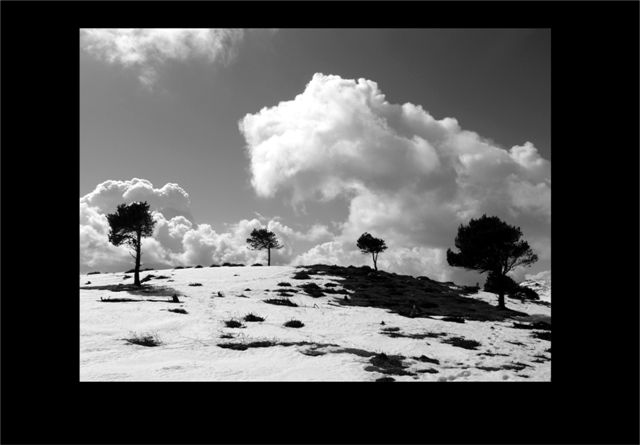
[224,319,244,328]
[532,331,551,341]
[167,308,188,314]
[252,263,263,267]
[174,266,185,270]
[376,377,396,382]
[210,264,220,267]
[264,298,298,307]
[293,270,311,279]
[125,333,161,347]
[284,319,304,328]
[443,336,481,350]
[195,265,203,268]
[188,283,203,287]
[278,282,292,287]
[244,313,265,322]
[87,271,101,275]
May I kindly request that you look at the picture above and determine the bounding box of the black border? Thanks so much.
[1,1,639,444]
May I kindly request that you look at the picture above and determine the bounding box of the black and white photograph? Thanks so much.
[80,28,552,382]
[1,1,639,444]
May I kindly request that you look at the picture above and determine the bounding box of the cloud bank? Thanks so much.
[240,73,551,283]
[80,28,246,86]
[80,179,334,273]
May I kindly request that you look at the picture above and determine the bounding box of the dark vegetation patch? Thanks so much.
[284,319,304,328]
[244,313,265,322]
[292,270,311,280]
[125,333,161,347]
[531,331,551,341]
[506,340,526,346]
[222,262,244,267]
[100,297,138,303]
[224,319,245,328]
[501,362,532,371]
[441,316,466,323]
[442,337,482,350]
[174,266,185,269]
[414,355,440,365]
[166,308,188,314]
[244,288,251,291]
[252,263,263,267]
[195,265,203,268]
[87,271,101,275]
[477,365,502,372]
[83,283,183,298]
[188,283,203,287]
[85,281,91,285]
[512,321,552,330]
[218,341,275,351]
[264,298,298,307]
[376,377,396,382]
[277,291,294,297]
[366,353,414,376]
[278,282,292,287]
[381,329,433,339]
[123,275,131,280]
[424,332,448,338]
[324,282,339,287]
[479,352,510,357]
[210,264,220,267]
[297,264,524,322]
[299,282,325,298]
[381,327,400,332]
[220,333,235,339]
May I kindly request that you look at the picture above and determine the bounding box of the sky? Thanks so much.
[80,28,551,284]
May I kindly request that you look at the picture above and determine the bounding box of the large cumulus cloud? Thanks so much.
[240,73,551,283]
[80,179,334,272]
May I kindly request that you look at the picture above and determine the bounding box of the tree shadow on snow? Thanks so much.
[296,264,527,322]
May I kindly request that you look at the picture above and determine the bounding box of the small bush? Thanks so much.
[210,264,220,267]
[244,288,251,291]
[376,377,396,382]
[244,313,265,322]
[125,333,161,347]
[532,331,551,341]
[174,266,185,270]
[252,263,263,267]
[188,283,203,287]
[87,271,101,275]
[195,265,203,268]
[441,316,465,323]
[224,319,244,328]
[293,270,311,279]
[278,282,292,287]
[122,275,131,280]
[264,298,298,307]
[167,308,188,314]
[284,319,304,328]
[443,336,481,350]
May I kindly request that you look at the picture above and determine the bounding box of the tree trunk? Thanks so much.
[268,248,271,266]
[134,231,141,286]
[372,253,377,271]
[498,291,506,309]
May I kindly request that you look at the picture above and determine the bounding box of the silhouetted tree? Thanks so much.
[446,215,538,309]
[356,232,388,271]
[107,201,156,286]
[246,228,283,266]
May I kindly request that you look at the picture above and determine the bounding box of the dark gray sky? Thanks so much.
[80,29,550,281]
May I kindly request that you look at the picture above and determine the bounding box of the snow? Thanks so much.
[80,266,551,381]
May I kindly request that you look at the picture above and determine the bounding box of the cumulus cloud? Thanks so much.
[80,28,246,86]
[240,73,551,283]
[80,179,335,272]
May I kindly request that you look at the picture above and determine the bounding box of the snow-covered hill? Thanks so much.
[80,265,551,381]
[520,271,551,302]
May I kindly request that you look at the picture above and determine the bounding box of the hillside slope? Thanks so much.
[80,265,551,381]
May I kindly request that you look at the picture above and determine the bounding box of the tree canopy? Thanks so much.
[246,228,283,266]
[107,201,156,286]
[356,232,388,271]
[446,214,537,308]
